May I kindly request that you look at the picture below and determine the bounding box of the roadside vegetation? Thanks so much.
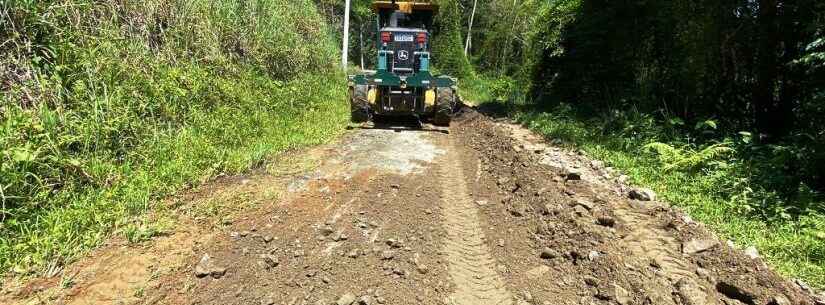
[445,0,825,288]
[1,0,347,275]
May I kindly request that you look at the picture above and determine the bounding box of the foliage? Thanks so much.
[0,0,346,275]
[643,142,734,173]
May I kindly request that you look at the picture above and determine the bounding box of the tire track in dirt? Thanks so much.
[439,137,514,305]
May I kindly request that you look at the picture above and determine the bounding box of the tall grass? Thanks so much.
[1,0,347,275]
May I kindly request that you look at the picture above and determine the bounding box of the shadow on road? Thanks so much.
[346,115,449,134]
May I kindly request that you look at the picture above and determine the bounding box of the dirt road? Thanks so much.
[4,109,823,305]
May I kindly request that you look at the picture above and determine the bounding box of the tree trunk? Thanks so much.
[464,0,478,56]
[359,23,365,70]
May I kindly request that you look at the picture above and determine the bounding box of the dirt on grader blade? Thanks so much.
[3,108,823,305]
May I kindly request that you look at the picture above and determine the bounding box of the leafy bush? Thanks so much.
[1,0,346,275]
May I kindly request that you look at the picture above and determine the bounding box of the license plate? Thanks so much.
[395,34,414,42]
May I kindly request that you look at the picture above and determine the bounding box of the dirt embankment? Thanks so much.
[3,108,823,305]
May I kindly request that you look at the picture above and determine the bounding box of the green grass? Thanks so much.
[510,107,825,289]
[1,0,347,275]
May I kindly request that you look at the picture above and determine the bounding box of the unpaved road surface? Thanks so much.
[4,109,824,305]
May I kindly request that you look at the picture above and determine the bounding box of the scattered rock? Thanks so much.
[320,226,335,236]
[386,238,403,248]
[194,254,212,278]
[566,170,582,181]
[358,295,374,305]
[682,239,719,255]
[590,160,604,169]
[744,246,760,259]
[381,250,395,260]
[333,232,349,242]
[259,254,279,269]
[194,254,226,279]
[475,200,488,206]
[261,297,275,305]
[614,284,631,305]
[629,188,656,201]
[716,281,756,305]
[263,235,274,243]
[574,198,595,210]
[209,267,227,279]
[337,293,357,305]
[347,249,361,258]
[596,216,616,227]
[770,295,791,305]
[584,276,599,287]
[416,264,429,274]
[526,265,550,280]
[540,247,559,259]
[676,278,708,305]
[588,251,601,261]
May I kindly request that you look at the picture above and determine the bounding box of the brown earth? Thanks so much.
[2,108,823,305]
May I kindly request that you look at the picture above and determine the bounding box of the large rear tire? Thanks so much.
[434,87,455,126]
[350,85,370,123]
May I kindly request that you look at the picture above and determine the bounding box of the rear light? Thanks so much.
[417,32,427,44]
[381,32,392,43]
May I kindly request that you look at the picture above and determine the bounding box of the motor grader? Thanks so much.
[347,1,457,126]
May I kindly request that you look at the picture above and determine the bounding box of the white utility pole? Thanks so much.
[464,0,478,56]
[342,0,351,70]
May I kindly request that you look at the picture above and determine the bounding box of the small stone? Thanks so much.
[347,249,360,258]
[194,254,211,278]
[260,254,279,269]
[676,278,708,305]
[381,251,395,260]
[210,267,227,279]
[261,297,275,305]
[584,276,599,287]
[240,231,250,237]
[416,264,429,274]
[682,239,719,254]
[596,216,616,227]
[475,200,488,206]
[263,235,274,243]
[566,170,582,181]
[424,209,433,215]
[358,295,374,305]
[525,265,550,280]
[629,188,656,201]
[337,293,357,305]
[574,199,595,210]
[497,239,505,247]
[320,226,335,236]
[588,251,601,260]
[540,247,559,259]
[614,284,631,305]
[590,160,604,169]
[771,295,791,305]
[744,246,760,259]
[333,232,348,241]
[392,267,408,277]
[386,238,403,248]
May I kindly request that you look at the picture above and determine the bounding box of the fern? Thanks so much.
[644,142,734,172]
